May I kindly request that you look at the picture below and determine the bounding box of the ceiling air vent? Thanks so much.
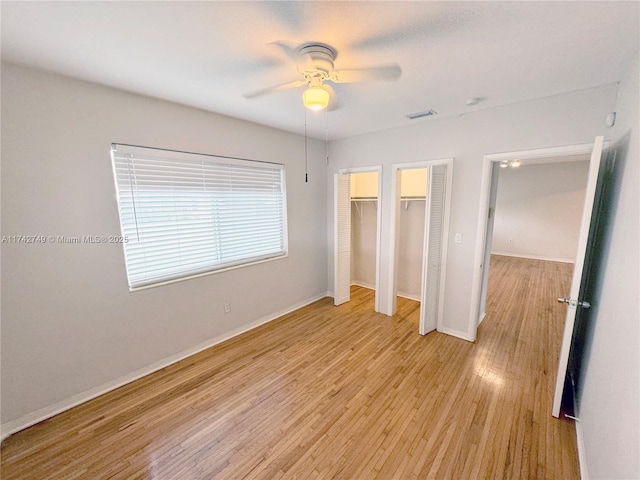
[406,109,437,120]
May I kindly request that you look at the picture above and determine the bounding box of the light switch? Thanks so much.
[455,233,463,243]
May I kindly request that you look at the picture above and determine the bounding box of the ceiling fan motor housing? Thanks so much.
[296,43,337,80]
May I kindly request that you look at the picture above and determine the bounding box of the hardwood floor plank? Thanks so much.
[1,256,579,479]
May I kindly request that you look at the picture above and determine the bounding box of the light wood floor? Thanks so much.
[1,255,578,479]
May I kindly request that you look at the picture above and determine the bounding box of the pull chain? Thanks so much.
[304,108,308,183]
[325,107,329,165]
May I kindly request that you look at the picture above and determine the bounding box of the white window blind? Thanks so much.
[110,144,288,290]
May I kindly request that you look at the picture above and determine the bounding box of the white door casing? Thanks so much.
[478,164,501,324]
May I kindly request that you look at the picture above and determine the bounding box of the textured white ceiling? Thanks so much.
[2,1,638,140]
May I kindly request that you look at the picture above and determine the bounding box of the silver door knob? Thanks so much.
[557,297,591,309]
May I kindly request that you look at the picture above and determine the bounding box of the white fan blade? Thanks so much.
[330,65,401,83]
[243,79,308,99]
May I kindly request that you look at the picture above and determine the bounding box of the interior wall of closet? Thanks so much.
[350,172,378,290]
[397,168,427,300]
[349,170,427,300]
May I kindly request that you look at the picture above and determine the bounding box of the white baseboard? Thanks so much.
[491,251,575,264]
[574,416,589,480]
[351,283,420,302]
[351,280,375,290]
[570,384,589,480]
[1,291,330,442]
[397,291,420,302]
[438,326,475,342]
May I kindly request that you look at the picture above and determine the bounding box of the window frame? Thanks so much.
[110,143,289,291]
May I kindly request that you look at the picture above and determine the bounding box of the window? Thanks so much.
[110,144,288,290]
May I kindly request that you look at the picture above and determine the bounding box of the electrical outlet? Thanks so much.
[224,302,231,313]
[509,238,513,244]
[455,233,463,243]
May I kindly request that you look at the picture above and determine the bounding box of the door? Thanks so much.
[478,164,501,323]
[334,174,351,306]
[420,164,450,335]
[552,136,605,417]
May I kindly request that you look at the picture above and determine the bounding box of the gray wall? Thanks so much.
[1,63,328,428]
[350,200,378,289]
[397,200,426,299]
[578,54,639,480]
[492,161,589,262]
[327,84,617,338]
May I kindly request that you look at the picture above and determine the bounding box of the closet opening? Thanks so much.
[350,171,379,308]
[334,166,382,312]
[388,159,453,335]
[396,168,428,304]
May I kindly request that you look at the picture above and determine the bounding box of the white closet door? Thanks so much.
[420,165,447,334]
[334,174,351,306]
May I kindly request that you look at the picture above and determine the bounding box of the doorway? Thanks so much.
[350,171,380,299]
[388,159,453,335]
[396,168,428,305]
[474,152,593,328]
[469,138,606,417]
[334,166,382,311]
[481,155,591,318]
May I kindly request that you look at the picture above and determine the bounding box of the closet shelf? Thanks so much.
[401,196,426,210]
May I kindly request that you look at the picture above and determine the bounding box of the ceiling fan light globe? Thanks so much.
[303,87,329,111]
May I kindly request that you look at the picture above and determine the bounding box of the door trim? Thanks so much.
[469,142,601,342]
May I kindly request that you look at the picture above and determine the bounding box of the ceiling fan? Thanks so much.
[243,42,401,111]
